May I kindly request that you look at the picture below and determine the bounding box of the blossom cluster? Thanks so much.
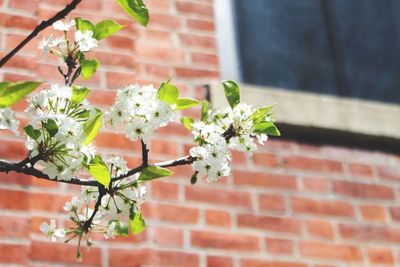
[190,103,273,183]
[39,20,98,55]
[105,84,174,143]
[24,84,96,180]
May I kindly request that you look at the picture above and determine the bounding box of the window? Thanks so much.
[213,0,400,147]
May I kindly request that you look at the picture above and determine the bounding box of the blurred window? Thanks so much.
[233,0,400,104]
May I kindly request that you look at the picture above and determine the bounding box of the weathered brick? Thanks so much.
[237,214,301,234]
[360,205,387,222]
[191,231,260,251]
[266,238,293,255]
[207,255,233,267]
[300,241,362,261]
[142,202,198,224]
[368,247,394,265]
[152,226,183,247]
[306,220,334,239]
[259,194,286,212]
[241,259,307,267]
[284,156,343,172]
[292,197,354,217]
[0,244,29,264]
[205,209,231,226]
[233,170,297,190]
[334,181,395,200]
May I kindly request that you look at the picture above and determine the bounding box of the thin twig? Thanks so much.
[0,0,82,68]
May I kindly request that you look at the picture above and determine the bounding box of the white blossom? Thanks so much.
[0,108,19,135]
[52,20,75,31]
[40,220,65,242]
[74,30,98,52]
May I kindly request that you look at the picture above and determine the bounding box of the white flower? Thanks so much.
[0,108,19,135]
[40,219,65,242]
[63,196,83,212]
[74,30,98,52]
[52,20,75,31]
[38,35,55,55]
[105,222,116,239]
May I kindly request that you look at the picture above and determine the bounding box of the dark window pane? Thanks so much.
[234,0,400,103]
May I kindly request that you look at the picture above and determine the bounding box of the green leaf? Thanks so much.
[129,208,145,235]
[157,82,179,105]
[116,0,149,26]
[139,165,173,181]
[94,20,124,40]
[42,119,58,137]
[180,116,194,131]
[253,122,281,136]
[110,220,129,236]
[175,98,200,110]
[0,81,42,108]
[72,86,91,104]
[23,125,41,140]
[251,105,274,125]
[86,155,110,187]
[222,80,240,109]
[75,17,95,32]
[201,100,210,121]
[82,109,102,145]
[81,59,100,81]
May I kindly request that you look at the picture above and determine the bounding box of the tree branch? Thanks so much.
[0,0,82,68]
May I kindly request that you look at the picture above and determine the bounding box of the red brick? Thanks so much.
[0,140,27,159]
[259,194,286,212]
[291,197,354,217]
[150,14,181,29]
[152,226,183,246]
[0,189,30,211]
[0,244,29,264]
[360,205,387,222]
[300,241,362,261]
[302,177,331,192]
[306,220,334,239]
[241,259,307,267]
[334,181,395,200]
[266,238,293,255]
[109,248,199,267]
[142,202,198,224]
[368,248,394,265]
[31,192,70,212]
[379,166,400,181]
[151,181,179,200]
[149,139,181,157]
[136,44,184,62]
[284,156,343,172]
[191,231,259,251]
[106,35,134,50]
[0,13,38,30]
[185,186,252,208]
[180,33,216,49]
[252,152,280,167]
[176,1,213,17]
[349,163,374,177]
[233,170,297,190]
[175,67,219,79]
[187,19,215,31]
[237,214,301,234]
[205,209,231,226]
[207,256,233,267]
[0,215,30,238]
[96,132,141,151]
[0,172,32,186]
[339,224,400,243]
[30,241,102,265]
[390,206,400,222]
[191,52,218,66]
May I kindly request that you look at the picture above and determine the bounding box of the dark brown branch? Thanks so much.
[83,186,106,232]
[0,0,82,68]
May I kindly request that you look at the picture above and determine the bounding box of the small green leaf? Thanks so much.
[175,98,201,110]
[190,172,198,185]
[253,122,281,136]
[23,125,41,140]
[201,101,210,121]
[81,59,100,81]
[72,86,91,104]
[157,82,179,105]
[222,80,240,108]
[116,0,149,26]
[180,116,194,131]
[42,119,58,137]
[82,109,102,145]
[0,81,42,108]
[139,165,173,181]
[94,20,124,40]
[75,17,95,32]
[129,208,145,234]
[251,105,274,125]
[86,155,110,187]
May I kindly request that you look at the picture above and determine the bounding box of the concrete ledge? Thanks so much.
[210,83,400,140]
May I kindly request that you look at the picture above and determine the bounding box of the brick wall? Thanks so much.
[1,0,400,266]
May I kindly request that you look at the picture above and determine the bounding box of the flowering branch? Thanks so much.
[0,0,82,68]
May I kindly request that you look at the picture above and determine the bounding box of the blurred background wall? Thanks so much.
[0,0,400,266]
